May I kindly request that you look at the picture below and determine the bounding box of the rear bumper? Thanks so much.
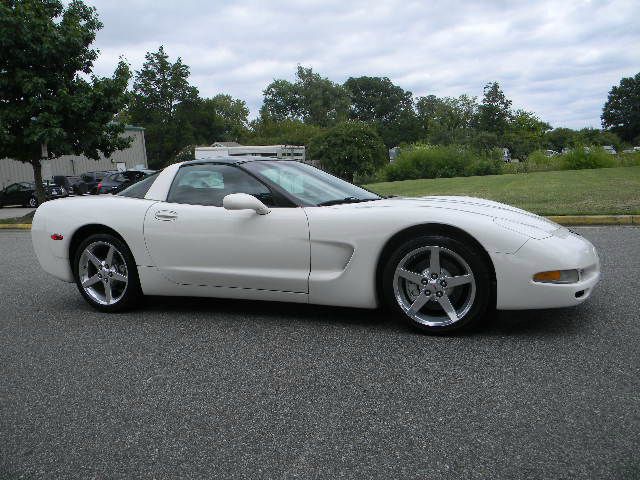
[31,207,74,282]
[494,231,600,310]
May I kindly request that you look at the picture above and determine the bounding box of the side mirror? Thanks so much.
[223,193,271,215]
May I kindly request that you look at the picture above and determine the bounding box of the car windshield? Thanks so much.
[243,160,380,206]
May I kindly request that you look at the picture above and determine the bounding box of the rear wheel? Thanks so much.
[73,233,141,312]
[382,234,492,333]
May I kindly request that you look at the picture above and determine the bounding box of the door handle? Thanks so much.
[155,210,178,221]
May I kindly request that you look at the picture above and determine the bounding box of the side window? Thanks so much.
[5,184,20,193]
[118,173,159,199]
[167,164,275,207]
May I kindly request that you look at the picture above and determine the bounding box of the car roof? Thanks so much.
[183,155,286,166]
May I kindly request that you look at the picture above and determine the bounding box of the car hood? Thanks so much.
[345,195,564,237]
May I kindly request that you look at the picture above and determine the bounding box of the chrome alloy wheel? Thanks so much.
[392,245,476,327]
[79,241,129,305]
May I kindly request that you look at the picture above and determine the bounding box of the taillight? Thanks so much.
[97,182,102,192]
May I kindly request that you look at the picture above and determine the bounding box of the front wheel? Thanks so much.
[28,196,38,208]
[382,234,492,334]
[73,233,142,312]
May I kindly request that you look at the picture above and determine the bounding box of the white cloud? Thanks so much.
[87,0,640,128]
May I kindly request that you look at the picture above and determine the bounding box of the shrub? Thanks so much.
[382,144,502,181]
[308,120,387,182]
[561,146,616,170]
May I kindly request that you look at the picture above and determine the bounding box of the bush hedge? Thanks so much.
[381,144,503,182]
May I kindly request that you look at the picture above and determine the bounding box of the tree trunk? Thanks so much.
[31,151,46,205]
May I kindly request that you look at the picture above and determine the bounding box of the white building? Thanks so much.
[195,143,305,161]
[0,126,147,188]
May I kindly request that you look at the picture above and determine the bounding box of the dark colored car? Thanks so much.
[0,182,66,208]
[97,170,154,195]
[80,171,115,194]
[52,175,88,195]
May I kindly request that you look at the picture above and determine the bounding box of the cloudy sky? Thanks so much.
[87,0,639,129]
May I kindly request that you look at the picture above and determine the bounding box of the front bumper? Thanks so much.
[494,230,600,310]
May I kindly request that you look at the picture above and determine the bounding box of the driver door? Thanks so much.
[143,163,310,293]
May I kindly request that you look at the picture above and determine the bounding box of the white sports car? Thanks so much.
[32,157,601,333]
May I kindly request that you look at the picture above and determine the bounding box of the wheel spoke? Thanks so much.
[437,294,459,322]
[397,268,423,285]
[111,272,127,283]
[104,281,113,304]
[429,246,441,275]
[445,274,473,288]
[86,250,101,268]
[408,293,429,314]
[82,274,101,288]
[105,246,115,266]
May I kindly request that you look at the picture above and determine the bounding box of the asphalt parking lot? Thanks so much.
[1,227,639,479]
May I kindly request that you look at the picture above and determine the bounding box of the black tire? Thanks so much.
[28,196,38,208]
[382,234,492,334]
[72,233,142,312]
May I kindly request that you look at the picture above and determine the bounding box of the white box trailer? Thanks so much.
[195,144,305,161]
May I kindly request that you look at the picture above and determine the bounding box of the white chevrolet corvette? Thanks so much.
[32,157,600,333]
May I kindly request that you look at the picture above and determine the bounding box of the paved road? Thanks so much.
[0,207,33,220]
[1,227,639,479]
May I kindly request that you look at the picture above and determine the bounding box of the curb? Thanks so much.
[0,223,32,230]
[1,216,639,230]
[547,215,640,226]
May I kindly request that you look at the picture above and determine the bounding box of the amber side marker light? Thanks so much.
[50,233,64,240]
[533,269,580,284]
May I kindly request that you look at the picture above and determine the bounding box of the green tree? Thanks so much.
[416,94,478,145]
[308,121,387,182]
[504,110,551,159]
[261,66,350,127]
[243,118,324,147]
[577,127,623,152]
[544,127,579,152]
[0,0,131,202]
[177,94,249,146]
[477,82,512,138]
[601,72,640,142]
[129,46,199,167]
[343,76,419,147]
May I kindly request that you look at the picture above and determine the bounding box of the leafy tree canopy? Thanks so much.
[416,94,478,145]
[243,118,324,147]
[601,72,640,142]
[477,82,512,136]
[503,110,551,159]
[177,94,249,146]
[129,46,199,167]
[0,0,131,200]
[308,120,387,182]
[343,76,419,147]
[261,66,350,127]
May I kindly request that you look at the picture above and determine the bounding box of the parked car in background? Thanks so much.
[544,150,560,157]
[602,145,617,155]
[81,171,115,194]
[0,182,66,208]
[52,175,88,195]
[96,170,155,195]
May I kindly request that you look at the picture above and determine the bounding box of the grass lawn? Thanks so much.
[0,211,35,225]
[365,166,640,216]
